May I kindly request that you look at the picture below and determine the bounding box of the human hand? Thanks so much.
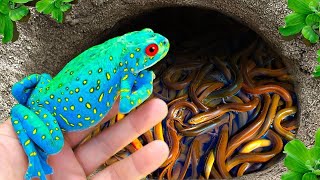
[0,98,169,180]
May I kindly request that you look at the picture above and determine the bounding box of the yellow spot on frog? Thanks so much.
[136,48,140,52]
[55,136,60,140]
[50,130,53,134]
[43,114,48,118]
[138,99,142,104]
[78,122,83,126]
[55,127,59,131]
[17,131,20,134]
[50,95,54,99]
[130,101,134,105]
[70,90,74,94]
[46,123,49,126]
[86,103,91,109]
[119,62,123,66]
[30,152,37,156]
[83,80,87,85]
[23,115,28,120]
[93,108,97,114]
[108,87,113,94]
[65,98,69,102]
[91,120,95,124]
[107,102,110,107]
[70,105,75,111]
[140,74,144,78]
[98,68,103,73]
[90,88,94,93]
[130,68,134,72]
[85,117,90,120]
[124,68,128,72]
[63,107,68,111]
[29,163,32,167]
[106,73,111,80]
[41,135,46,139]
[122,74,128,81]
[13,120,18,124]
[24,140,30,146]
[113,68,117,74]
[33,129,37,134]
[109,56,113,60]
[70,123,75,127]
[38,172,41,177]
[99,113,103,117]
[79,97,83,102]
[57,98,62,103]
[99,93,104,102]
[59,114,70,125]
[31,101,35,105]
[147,89,151,95]
[130,53,134,58]
[120,89,129,92]
[77,114,81,119]
[75,88,80,93]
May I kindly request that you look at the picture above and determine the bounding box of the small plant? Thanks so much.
[281,129,320,180]
[0,0,74,43]
[279,0,320,77]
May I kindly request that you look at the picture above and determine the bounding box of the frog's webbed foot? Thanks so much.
[10,104,64,180]
[119,70,155,114]
[12,74,52,105]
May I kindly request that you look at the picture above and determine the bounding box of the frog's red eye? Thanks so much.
[145,44,159,56]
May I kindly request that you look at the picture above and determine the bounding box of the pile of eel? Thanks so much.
[81,38,298,179]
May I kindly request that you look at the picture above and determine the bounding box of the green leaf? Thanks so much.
[315,129,320,148]
[309,0,320,12]
[284,140,314,166]
[302,25,319,43]
[36,0,55,14]
[62,0,73,2]
[9,5,29,21]
[10,0,33,3]
[309,147,320,161]
[279,13,307,36]
[0,0,9,14]
[288,0,314,14]
[279,24,307,36]
[51,9,62,23]
[302,172,318,180]
[60,3,71,12]
[284,155,311,173]
[314,65,320,77]
[2,15,13,43]
[306,13,320,25]
[281,171,304,180]
[285,13,307,26]
[0,14,5,34]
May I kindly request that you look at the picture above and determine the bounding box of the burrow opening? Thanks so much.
[100,6,299,179]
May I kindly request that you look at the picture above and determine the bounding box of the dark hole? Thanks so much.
[100,6,299,179]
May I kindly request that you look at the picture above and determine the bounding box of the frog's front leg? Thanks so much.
[10,105,64,180]
[12,73,52,105]
[119,70,155,114]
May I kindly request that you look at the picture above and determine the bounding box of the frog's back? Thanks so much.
[26,37,124,130]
